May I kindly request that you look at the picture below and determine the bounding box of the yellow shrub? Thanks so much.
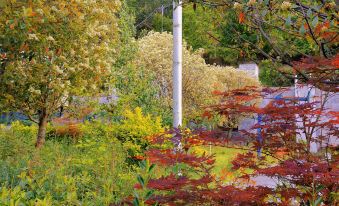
[120,107,164,137]
[114,107,164,160]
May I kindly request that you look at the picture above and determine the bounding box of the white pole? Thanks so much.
[173,0,182,128]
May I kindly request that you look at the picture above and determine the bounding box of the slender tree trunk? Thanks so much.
[306,136,311,154]
[227,128,233,139]
[35,110,48,148]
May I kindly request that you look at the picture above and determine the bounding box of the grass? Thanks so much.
[192,146,246,181]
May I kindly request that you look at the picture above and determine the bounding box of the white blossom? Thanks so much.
[234,2,243,10]
[28,33,39,41]
[28,86,41,95]
[47,36,55,41]
[247,0,256,6]
[53,65,63,74]
[281,1,292,10]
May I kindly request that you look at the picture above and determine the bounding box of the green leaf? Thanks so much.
[133,191,140,199]
[316,185,325,192]
[19,22,26,30]
[299,24,306,34]
[145,190,154,200]
[312,16,318,28]
[133,198,140,206]
[285,15,292,27]
[138,160,146,169]
[0,0,6,8]
[291,5,298,9]
[330,19,336,27]
[261,10,268,17]
[307,9,312,17]
[314,197,323,206]
[313,5,321,12]
[137,175,145,187]
[148,164,156,173]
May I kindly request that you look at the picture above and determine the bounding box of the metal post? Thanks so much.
[173,0,182,128]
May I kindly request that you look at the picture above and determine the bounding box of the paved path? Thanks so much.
[251,175,279,188]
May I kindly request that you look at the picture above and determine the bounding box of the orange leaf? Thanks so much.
[239,12,245,24]
[304,23,309,30]
[331,55,339,68]
[323,21,330,29]
[314,24,323,35]
[202,111,212,119]
[56,48,62,56]
[28,12,37,17]
[212,90,223,95]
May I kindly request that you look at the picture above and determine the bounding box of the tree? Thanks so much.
[109,1,167,123]
[126,0,171,34]
[126,0,229,65]
[259,60,294,87]
[134,32,259,121]
[0,0,119,147]
[198,0,338,86]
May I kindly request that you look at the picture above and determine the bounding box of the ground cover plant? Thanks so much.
[0,121,137,205]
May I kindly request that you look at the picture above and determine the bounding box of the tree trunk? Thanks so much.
[227,128,233,139]
[35,110,48,148]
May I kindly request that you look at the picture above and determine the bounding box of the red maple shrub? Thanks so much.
[125,56,338,205]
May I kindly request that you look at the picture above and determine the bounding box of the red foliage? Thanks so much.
[214,186,273,205]
[231,152,257,170]
[256,160,339,187]
[147,174,190,191]
[123,57,338,205]
[292,55,339,92]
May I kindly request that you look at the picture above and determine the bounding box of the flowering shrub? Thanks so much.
[135,32,259,119]
[0,0,120,147]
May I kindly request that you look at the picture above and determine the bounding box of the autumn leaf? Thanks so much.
[212,90,223,95]
[238,12,245,24]
[202,111,212,119]
[331,55,339,68]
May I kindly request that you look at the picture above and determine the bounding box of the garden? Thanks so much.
[0,0,338,205]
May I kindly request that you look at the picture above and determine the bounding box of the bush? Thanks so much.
[135,32,259,120]
[46,122,83,144]
[0,122,138,205]
[0,122,36,160]
[113,107,164,162]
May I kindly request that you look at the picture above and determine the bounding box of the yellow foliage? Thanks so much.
[114,107,164,158]
[0,0,120,119]
[121,107,164,137]
[135,32,259,118]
